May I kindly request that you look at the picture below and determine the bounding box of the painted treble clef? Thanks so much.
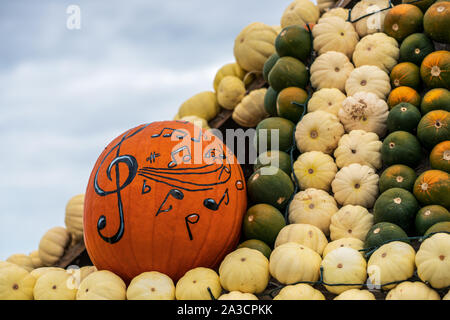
[93,124,149,244]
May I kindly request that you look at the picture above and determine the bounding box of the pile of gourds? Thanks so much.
[1,0,449,300]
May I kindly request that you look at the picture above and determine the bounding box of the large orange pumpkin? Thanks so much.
[84,121,247,282]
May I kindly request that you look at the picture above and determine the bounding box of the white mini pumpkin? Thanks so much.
[76,270,126,300]
[0,264,36,300]
[334,130,383,169]
[38,227,72,267]
[269,242,322,285]
[175,268,222,300]
[127,271,176,300]
[321,247,367,294]
[330,205,374,241]
[281,0,320,28]
[353,33,399,73]
[350,0,391,37]
[339,92,389,138]
[33,269,78,300]
[367,241,416,290]
[29,250,44,269]
[218,291,259,300]
[273,283,325,300]
[386,281,440,300]
[310,51,355,92]
[415,233,450,289]
[232,88,269,127]
[219,248,269,294]
[293,151,338,192]
[331,163,379,208]
[312,17,359,59]
[334,289,376,300]
[320,7,349,20]
[322,238,365,258]
[317,0,338,13]
[288,188,339,235]
[345,65,391,99]
[234,22,278,72]
[6,254,34,272]
[307,88,346,116]
[295,110,345,155]
[275,224,328,255]
[65,194,85,242]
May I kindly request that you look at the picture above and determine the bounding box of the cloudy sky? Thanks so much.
[0,0,300,260]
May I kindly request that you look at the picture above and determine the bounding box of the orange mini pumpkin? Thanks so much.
[84,121,247,282]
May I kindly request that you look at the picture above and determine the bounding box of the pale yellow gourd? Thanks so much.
[33,269,78,300]
[334,130,383,169]
[269,242,322,285]
[180,115,210,130]
[76,270,126,300]
[339,92,389,138]
[178,91,220,121]
[29,250,44,269]
[307,88,346,116]
[0,261,16,269]
[334,289,376,300]
[330,205,374,241]
[443,290,450,300]
[350,0,391,37]
[331,163,379,208]
[0,264,36,300]
[232,88,269,127]
[321,247,367,294]
[175,267,221,300]
[273,284,325,300]
[272,25,282,34]
[322,238,365,258]
[367,241,416,290]
[65,194,84,242]
[320,7,349,20]
[293,151,338,192]
[386,281,440,300]
[312,17,359,58]
[30,267,64,279]
[353,33,399,73]
[345,65,391,99]
[288,188,339,235]
[281,0,320,28]
[295,110,345,155]
[234,22,278,72]
[218,291,259,300]
[310,51,354,92]
[6,254,34,272]
[219,248,269,294]
[415,233,450,289]
[38,226,71,267]
[275,224,328,255]
[127,271,175,300]
[217,76,246,110]
[213,62,246,92]
[317,0,338,13]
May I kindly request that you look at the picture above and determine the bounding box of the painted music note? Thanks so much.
[203,189,229,211]
[185,213,200,241]
[151,127,188,140]
[168,145,192,168]
[155,189,184,216]
[93,125,152,245]
[141,180,151,194]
